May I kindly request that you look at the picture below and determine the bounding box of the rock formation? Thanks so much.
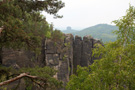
[45,34,74,85]
[73,35,102,73]
[2,34,102,89]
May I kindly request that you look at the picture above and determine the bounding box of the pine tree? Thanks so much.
[0,0,64,64]
[0,0,65,89]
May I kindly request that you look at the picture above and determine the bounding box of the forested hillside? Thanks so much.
[62,29,77,34]
[62,24,118,42]
[67,5,135,90]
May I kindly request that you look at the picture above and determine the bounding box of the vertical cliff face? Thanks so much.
[73,36,82,73]
[44,34,101,83]
[81,36,93,66]
[2,34,102,89]
[45,34,73,85]
[73,35,101,73]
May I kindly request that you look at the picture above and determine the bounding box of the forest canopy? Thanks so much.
[66,5,135,90]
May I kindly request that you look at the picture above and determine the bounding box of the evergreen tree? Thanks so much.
[0,0,64,64]
[0,0,65,89]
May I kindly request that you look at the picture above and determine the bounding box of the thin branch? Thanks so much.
[31,79,44,88]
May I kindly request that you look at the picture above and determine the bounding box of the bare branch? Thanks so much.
[0,73,46,86]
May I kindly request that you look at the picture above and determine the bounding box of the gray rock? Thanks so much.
[2,34,102,90]
[73,36,82,73]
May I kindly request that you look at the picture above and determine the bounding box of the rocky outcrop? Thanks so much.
[73,36,82,73]
[3,48,39,69]
[2,34,102,89]
[45,34,73,85]
[73,35,102,73]
[81,36,93,66]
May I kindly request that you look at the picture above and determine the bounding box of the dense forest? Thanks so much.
[0,0,135,90]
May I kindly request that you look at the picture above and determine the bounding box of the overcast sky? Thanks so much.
[42,0,135,30]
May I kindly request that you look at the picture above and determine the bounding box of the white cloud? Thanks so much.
[43,0,135,30]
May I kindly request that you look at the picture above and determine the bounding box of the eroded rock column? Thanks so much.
[73,36,82,73]
[45,34,73,85]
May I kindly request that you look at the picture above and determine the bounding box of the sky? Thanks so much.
[42,0,135,30]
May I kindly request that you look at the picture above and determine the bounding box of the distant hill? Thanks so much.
[61,26,78,34]
[62,29,77,34]
[63,24,118,42]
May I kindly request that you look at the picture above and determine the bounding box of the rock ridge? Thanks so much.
[2,34,102,89]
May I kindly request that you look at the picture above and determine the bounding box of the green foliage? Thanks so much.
[63,24,118,42]
[50,28,65,48]
[0,0,64,62]
[113,5,135,46]
[66,5,135,90]
[64,42,71,48]
[0,87,7,90]
[66,66,90,90]
[67,40,135,90]
[0,66,62,90]
[0,0,64,89]
[0,0,64,54]
[62,54,68,61]
[20,66,63,89]
[51,29,65,42]
[0,66,11,82]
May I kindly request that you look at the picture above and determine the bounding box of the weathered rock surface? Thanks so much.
[81,36,93,66]
[2,34,102,90]
[73,36,82,73]
[73,35,101,73]
[3,48,39,68]
[45,34,73,85]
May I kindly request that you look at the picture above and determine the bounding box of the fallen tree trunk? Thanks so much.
[0,73,46,86]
